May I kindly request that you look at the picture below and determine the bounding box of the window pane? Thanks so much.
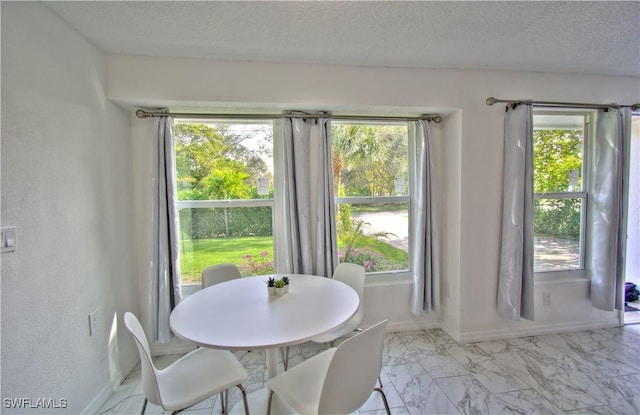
[533,127,584,193]
[331,123,408,197]
[337,202,408,272]
[534,198,582,272]
[174,121,273,201]
[174,121,274,285]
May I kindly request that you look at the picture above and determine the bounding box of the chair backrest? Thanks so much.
[202,263,241,289]
[333,262,366,323]
[123,312,163,407]
[318,320,388,414]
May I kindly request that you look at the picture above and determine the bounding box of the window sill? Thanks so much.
[535,270,589,285]
[365,271,413,287]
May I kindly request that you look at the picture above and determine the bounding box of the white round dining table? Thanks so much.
[170,274,359,378]
[170,274,359,414]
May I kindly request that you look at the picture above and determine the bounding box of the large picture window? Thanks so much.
[173,117,416,285]
[174,120,274,285]
[331,121,410,273]
[533,112,589,273]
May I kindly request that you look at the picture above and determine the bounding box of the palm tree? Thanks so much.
[331,124,386,196]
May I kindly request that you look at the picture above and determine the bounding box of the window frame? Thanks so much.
[533,110,593,279]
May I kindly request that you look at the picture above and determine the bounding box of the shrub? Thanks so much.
[239,251,274,276]
[339,247,404,272]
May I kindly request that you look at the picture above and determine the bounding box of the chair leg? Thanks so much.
[280,346,290,370]
[374,387,391,415]
[219,391,226,414]
[140,398,148,415]
[236,384,250,415]
[267,390,275,415]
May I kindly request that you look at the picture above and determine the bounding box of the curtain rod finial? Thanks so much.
[632,103,640,111]
[486,97,498,106]
[136,109,148,118]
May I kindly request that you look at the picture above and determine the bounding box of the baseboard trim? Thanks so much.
[81,353,139,415]
[457,318,621,344]
[387,319,440,332]
[439,320,462,343]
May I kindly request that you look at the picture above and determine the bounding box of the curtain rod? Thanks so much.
[135,109,442,123]
[486,97,640,111]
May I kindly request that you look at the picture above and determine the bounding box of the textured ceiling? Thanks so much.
[44,1,640,77]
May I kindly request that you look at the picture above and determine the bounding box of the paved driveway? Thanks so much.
[353,211,581,271]
[352,210,409,252]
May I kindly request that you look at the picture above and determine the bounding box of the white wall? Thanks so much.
[108,54,639,342]
[1,3,138,412]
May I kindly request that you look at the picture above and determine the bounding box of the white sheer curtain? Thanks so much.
[497,104,535,321]
[275,114,339,277]
[409,120,440,315]
[148,116,182,342]
[589,108,631,311]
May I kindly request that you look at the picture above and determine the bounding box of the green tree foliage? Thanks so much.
[174,123,273,238]
[175,123,273,199]
[331,124,407,197]
[175,124,238,199]
[533,130,583,193]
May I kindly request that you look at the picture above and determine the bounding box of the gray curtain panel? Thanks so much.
[497,104,535,321]
[589,108,631,311]
[409,120,440,315]
[149,116,182,342]
[277,115,339,277]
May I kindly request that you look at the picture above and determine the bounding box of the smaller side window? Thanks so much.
[533,113,589,273]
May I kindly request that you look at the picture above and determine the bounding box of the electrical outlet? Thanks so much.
[543,291,551,306]
[88,310,99,336]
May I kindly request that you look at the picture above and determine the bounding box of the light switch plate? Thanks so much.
[1,227,16,254]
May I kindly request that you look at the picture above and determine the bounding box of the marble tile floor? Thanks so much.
[624,298,640,324]
[99,324,640,415]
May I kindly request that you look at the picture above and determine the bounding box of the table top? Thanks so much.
[170,274,359,350]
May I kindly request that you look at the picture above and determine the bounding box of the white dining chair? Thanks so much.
[202,263,242,288]
[123,312,250,415]
[267,320,390,415]
[281,262,365,370]
[311,262,366,345]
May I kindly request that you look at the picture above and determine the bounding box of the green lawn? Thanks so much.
[180,236,273,283]
[179,235,408,284]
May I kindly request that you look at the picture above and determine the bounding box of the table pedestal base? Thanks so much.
[230,388,296,415]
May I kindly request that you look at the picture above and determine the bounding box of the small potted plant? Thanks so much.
[265,277,276,296]
[282,276,290,294]
[274,278,285,296]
